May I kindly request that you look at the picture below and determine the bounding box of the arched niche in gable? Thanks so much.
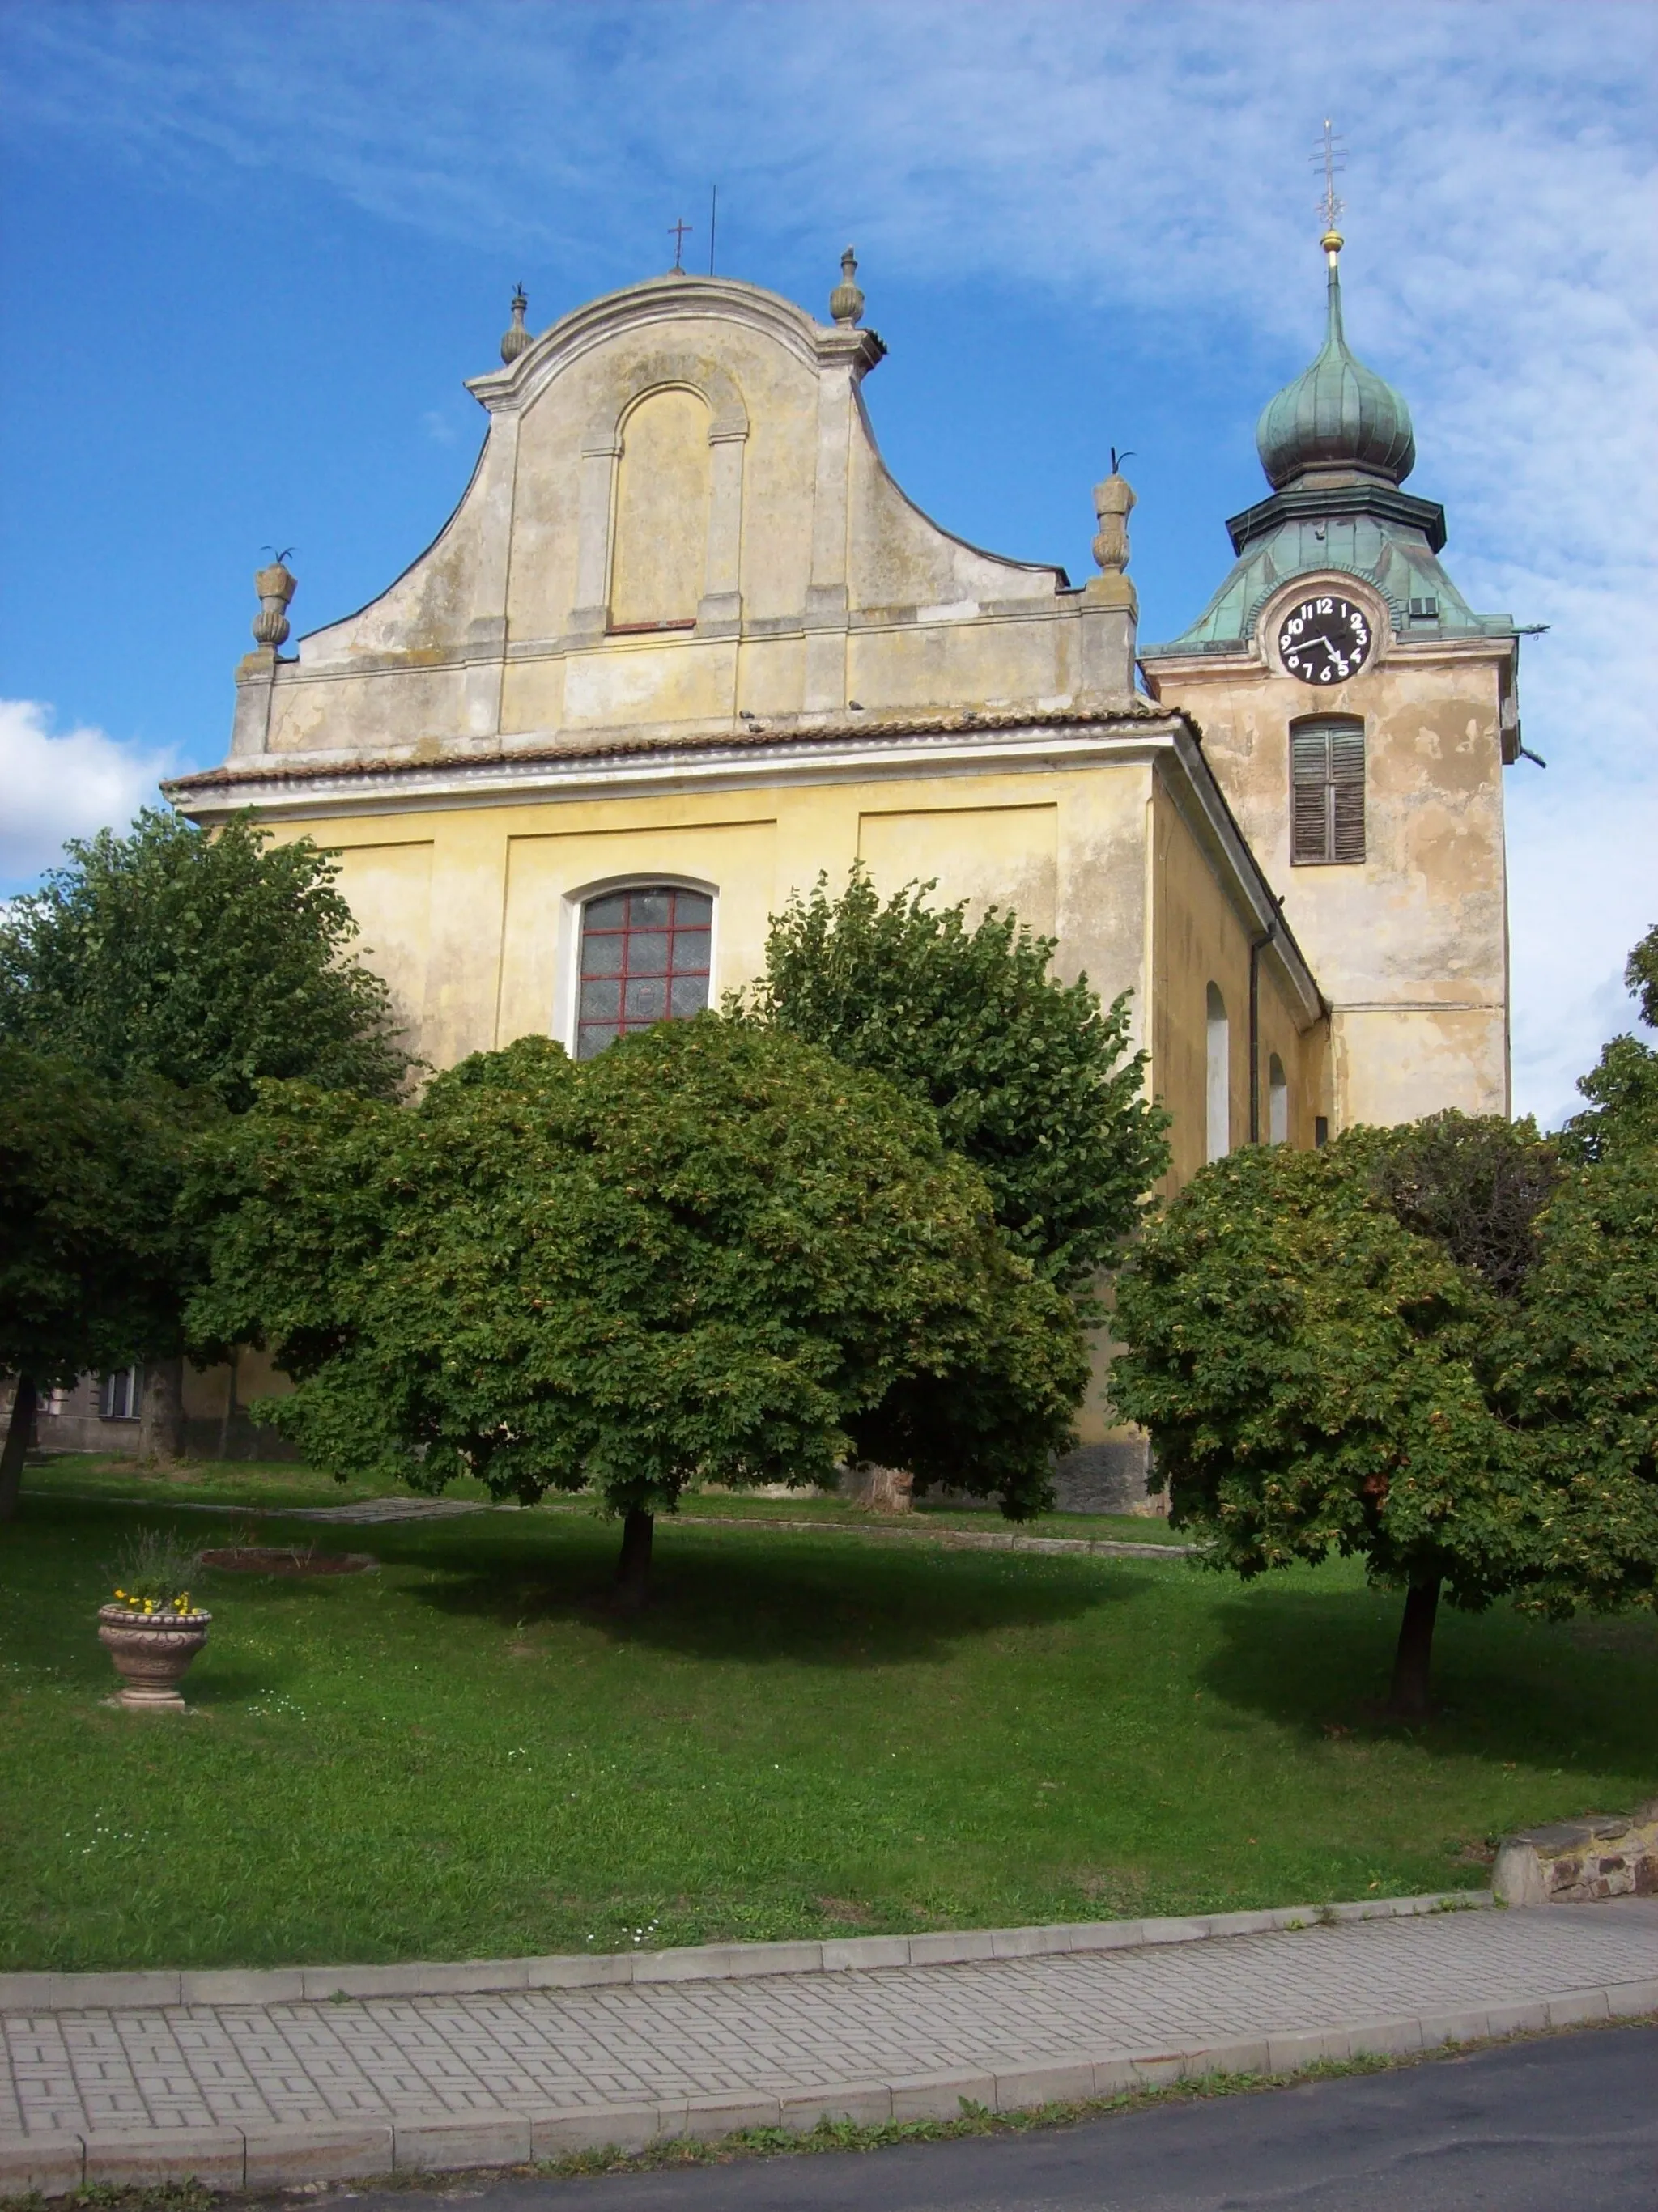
[609,387,711,630]
[569,350,750,640]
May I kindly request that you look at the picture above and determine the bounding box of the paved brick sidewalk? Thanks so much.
[6,1901,1656,2154]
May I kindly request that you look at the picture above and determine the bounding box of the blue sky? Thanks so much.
[2,0,1653,1122]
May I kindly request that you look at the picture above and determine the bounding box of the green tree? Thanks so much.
[1497,1145,1658,1616]
[738,866,1169,1298]
[0,809,410,1114]
[0,1048,189,1519]
[185,1020,1087,1603]
[1110,1117,1563,1717]
[0,808,413,1457]
[1562,925,1658,1161]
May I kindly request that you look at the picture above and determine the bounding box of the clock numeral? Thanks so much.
[1316,597,1333,614]
[1287,654,1301,669]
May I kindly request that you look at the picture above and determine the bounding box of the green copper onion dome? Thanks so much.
[1256,238,1415,490]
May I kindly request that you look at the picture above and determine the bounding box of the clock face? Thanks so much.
[1276,594,1373,684]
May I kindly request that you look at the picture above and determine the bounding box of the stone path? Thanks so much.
[6,1903,1656,2150]
[289,1497,486,1525]
[31,1488,1186,1555]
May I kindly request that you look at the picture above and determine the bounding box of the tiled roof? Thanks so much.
[164,699,1177,795]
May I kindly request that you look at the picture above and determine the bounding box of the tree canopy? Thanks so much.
[0,809,410,1113]
[738,867,1169,1299]
[0,806,414,1467]
[1108,1108,1658,1716]
[1494,1144,1658,1617]
[0,1047,191,1517]
[185,1019,1088,1598]
[1562,924,1658,1162]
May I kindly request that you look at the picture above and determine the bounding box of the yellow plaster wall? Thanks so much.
[274,761,1162,1081]
[857,803,1058,935]
[328,840,434,1050]
[1149,773,1328,1188]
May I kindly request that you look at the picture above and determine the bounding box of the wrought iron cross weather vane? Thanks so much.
[669,217,692,271]
[1313,117,1346,236]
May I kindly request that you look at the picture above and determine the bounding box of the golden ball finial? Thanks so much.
[1321,227,1345,260]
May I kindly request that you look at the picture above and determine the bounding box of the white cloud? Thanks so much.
[0,699,175,894]
[5,2,1654,1118]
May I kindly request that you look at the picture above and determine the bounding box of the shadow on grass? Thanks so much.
[1197,1577,1658,1780]
[398,1518,1131,1668]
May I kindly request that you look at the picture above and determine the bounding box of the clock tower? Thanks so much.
[1139,230,1523,1132]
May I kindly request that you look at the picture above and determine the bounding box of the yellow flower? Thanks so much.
[114,1588,125,1600]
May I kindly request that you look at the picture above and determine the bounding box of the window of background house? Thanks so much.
[100,1368,141,1420]
[1290,716,1366,865]
[576,887,712,1059]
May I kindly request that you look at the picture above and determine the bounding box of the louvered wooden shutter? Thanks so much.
[1290,720,1365,864]
[1291,728,1333,863]
[1329,725,1367,863]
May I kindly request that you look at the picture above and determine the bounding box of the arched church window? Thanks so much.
[608,388,710,631]
[1290,715,1366,865]
[1205,983,1230,1163]
[1268,1052,1289,1145]
[576,887,712,1060]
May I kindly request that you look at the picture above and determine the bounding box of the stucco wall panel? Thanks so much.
[497,815,778,1051]
[857,803,1058,935]
[264,665,477,756]
[1335,1004,1507,1127]
[328,841,434,1051]
[845,617,1064,716]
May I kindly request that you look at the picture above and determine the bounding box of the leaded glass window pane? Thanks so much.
[576,886,713,1057]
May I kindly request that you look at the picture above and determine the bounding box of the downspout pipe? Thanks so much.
[1248,919,1278,1145]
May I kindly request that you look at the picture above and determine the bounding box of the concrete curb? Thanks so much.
[0,1890,1490,2014]
[4,1972,1652,2197]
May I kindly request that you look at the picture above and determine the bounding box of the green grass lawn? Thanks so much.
[3,1485,1653,1975]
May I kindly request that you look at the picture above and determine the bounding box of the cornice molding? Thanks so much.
[170,706,1175,808]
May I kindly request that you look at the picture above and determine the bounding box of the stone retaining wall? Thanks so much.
[1494,1802,1658,1907]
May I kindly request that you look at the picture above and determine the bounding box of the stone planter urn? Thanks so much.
[97,1605,212,1710]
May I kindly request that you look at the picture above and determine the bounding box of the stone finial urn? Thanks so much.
[98,1606,212,1710]
[253,556,297,650]
[1090,470,1136,578]
[829,247,865,327]
[500,284,531,365]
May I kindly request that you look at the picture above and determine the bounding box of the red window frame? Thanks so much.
[576,886,712,1059]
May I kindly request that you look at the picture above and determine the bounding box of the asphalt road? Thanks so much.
[329,2024,1658,2211]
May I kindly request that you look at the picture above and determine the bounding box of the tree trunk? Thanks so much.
[138,1357,185,1466]
[612,1508,655,1612]
[1388,1573,1442,1720]
[0,1376,38,1524]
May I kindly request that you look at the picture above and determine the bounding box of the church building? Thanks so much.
[159,228,1524,1496]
